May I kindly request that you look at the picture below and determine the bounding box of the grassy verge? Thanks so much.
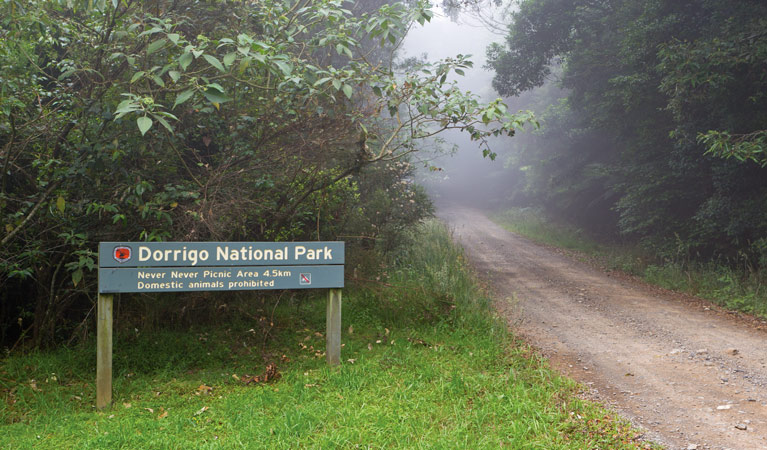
[492,208,767,318]
[1,220,653,449]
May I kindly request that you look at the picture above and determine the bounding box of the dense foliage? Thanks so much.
[487,0,767,265]
[0,0,530,347]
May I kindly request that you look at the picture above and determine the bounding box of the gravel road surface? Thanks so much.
[441,205,767,450]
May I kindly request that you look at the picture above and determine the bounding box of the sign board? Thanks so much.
[95,240,345,409]
[98,242,344,293]
[99,265,343,292]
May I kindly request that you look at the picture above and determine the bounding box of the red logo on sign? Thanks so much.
[113,246,132,263]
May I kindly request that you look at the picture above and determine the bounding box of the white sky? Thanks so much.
[401,8,501,101]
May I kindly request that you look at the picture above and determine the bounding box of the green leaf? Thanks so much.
[167,33,181,45]
[173,89,194,108]
[56,196,66,213]
[130,71,145,83]
[147,38,167,55]
[114,99,139,117]
[342,84,353,99]
[274,60,292,76]
[179,52,193,71]
[238,57,251,75]
[138,26,163,37]
[58,69,76,80]
[203,86,231,104]
[137,116,153,136]
[154,111,179,121]
[72,268,83,287]
[223,52,237,68]
[203,54,226,72]
[153,114,174,133]
[168,70,181,82]
[151,75,165,87]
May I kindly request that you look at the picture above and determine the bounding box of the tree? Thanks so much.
[0,0,531,346]
[486,0,767,262]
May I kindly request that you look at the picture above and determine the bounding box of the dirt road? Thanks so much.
[440,205,767,450]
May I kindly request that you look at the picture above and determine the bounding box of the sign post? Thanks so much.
[326,289,342,365]
[97,241,344,409]
[96,293,113,410]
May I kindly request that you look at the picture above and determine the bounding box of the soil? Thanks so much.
[440,205,767,450]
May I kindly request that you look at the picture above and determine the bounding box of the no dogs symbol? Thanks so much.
[113,246,132,263]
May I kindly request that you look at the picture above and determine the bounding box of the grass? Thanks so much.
[491,208,603,256]
[1,220,653,449]
[492,207,767,318]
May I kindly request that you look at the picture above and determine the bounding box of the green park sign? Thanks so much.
[95,241,344,409]
[98,242,344,292]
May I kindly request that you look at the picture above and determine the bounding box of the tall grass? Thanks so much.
[0,220,654,449]
[493,208,767,318]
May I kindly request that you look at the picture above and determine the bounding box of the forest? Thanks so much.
[3,1,767,447]
[486,0,767,265]
[0,0,529,348]
[2,0,766,346]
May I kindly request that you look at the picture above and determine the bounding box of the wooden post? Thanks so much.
[326,288,342,365]
[96,293,113,409]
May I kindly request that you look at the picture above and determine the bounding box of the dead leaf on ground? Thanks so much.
[196,384,213,395]
[194,406,208,416]
[242,363,281,385]
[158,410,168,419]
[407,337,431,347]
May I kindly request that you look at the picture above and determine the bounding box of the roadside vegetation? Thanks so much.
[437,0,767,320]
[0,0,532,349]
[493,208,767,318]
[1,221,654,449]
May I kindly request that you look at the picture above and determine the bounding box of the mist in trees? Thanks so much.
[401,5,530,209]
[407,0,767,283]
[4,0,765,348]
[0,0,532,347]
[475,0,767,264]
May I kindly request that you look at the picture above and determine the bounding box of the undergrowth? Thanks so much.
[493,208,767,318]
[1,220,654,449]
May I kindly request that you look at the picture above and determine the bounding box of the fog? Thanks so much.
[401,6,523,209]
